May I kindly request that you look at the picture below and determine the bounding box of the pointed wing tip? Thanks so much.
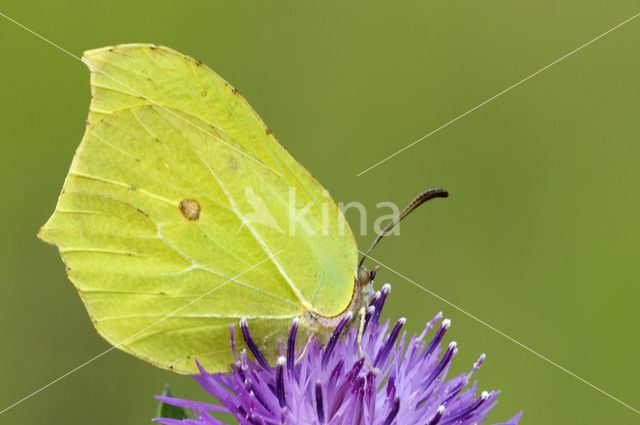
[37,221,55,245]
[81,44,130,67]
[81,45,111,64]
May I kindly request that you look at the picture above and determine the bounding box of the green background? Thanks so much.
[1,1,639,423]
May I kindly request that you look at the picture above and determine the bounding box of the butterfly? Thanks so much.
[39,44,447,373]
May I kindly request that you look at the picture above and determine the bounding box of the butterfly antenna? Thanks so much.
[358,188,449,268]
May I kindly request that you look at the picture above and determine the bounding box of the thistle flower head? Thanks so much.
[155,283,522,425]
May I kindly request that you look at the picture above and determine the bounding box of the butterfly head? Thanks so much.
[357,264,379,293]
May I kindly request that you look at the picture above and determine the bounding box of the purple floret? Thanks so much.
[155,283,522,425]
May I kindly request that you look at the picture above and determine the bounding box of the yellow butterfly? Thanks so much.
[39,44,447,374]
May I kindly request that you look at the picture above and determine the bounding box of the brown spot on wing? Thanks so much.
[179,199,201,220]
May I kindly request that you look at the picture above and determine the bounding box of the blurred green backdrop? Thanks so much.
[1,1,639,424]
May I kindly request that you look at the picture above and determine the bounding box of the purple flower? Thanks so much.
[155,284,522,425]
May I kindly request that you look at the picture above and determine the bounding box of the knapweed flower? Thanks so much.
[155,284,522,425]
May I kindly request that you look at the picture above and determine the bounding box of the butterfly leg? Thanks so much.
[357,306,378,373]
[295,334,313,365]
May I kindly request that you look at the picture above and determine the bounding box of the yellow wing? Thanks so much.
[39,44,357,373]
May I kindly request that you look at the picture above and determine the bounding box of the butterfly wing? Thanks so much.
[39,45,357,373]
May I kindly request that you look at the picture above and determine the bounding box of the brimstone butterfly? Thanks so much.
[39,44,447,374]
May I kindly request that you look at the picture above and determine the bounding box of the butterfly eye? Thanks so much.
[179,199,201,220]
